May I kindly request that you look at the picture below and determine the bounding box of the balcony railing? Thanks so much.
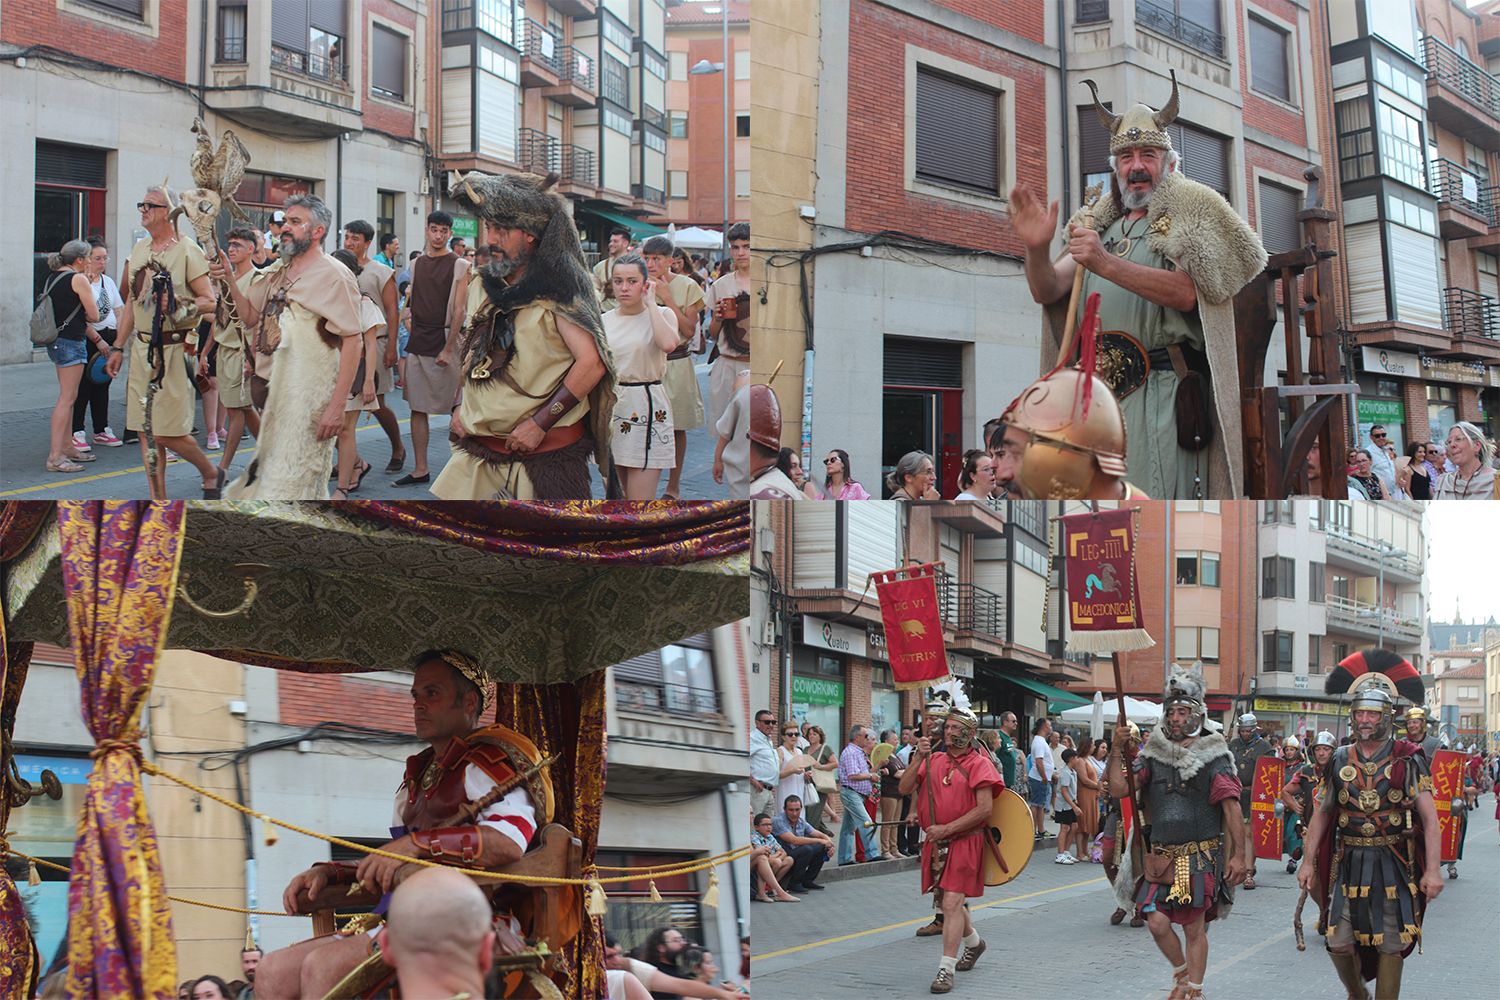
[641,104,667,132]
[1322,527,1423,577]
[218,34,246,63]
[522,18,560,73]
[558,44,595,91]
[616,680,721,717]
[1076,0,1110,25]
[518,128,595,185]
[1325,594,1422,640]
[934,573,1006,641]
[1136,0,1224,58]
[631,182,666,205]
[271,42,345,83]
[1443,287,1500,340]
[1421,35,1500,119]
[1428,157,1497,224]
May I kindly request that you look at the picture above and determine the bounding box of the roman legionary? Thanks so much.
[1107,662,1245,1000]
[748,380,803,500]
[433,171,615,499]
[1298,684,1443,1000]
[1401,706,1440,763]
[913,694,953,939]
[1279,736,1306,872]
[996,363,1146,500]
[1011,72,1267,498]
[258,650,554,998]
[1228,712,1276,889]
[1284,730,1336,950]
[897,698,1000,994]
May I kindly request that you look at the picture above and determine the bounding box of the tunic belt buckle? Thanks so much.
[136,329,190,346]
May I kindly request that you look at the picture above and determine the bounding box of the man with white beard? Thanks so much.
[1009,72,1267,499]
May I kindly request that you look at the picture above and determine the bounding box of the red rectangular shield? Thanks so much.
[1251,756,1286,860]
[872,563,950,690]
[1059,509,1153,653]
[1430,749,1465,862]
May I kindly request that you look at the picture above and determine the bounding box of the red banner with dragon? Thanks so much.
[1059,508,1153,653]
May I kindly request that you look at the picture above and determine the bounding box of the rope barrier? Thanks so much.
[139,761,751,885]
[1,848,367,919]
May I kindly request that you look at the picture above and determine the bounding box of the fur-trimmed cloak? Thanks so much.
[1042,171,1267,499]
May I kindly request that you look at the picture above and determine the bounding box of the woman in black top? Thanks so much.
[1401,440,1431,500]
[43,240,105,473]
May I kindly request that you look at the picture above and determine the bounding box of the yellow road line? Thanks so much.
[752,875,1106,961]
[0,418,412,497]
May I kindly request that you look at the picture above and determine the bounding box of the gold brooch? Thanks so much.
[470,356,492,381]
[1388,788,1403,803]
[1339,765,1357,783]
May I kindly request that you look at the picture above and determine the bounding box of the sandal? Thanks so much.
[65,450,97,463]
[46,459,84,473]
[350,461,372,493]
[332,488,351,500]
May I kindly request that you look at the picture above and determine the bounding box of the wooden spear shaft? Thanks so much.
[1113,651,1148,850]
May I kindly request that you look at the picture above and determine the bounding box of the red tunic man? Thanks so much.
[898,699,1003,994]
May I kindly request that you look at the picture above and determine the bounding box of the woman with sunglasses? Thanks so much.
[776,724,813,812]
[822,448,871,499]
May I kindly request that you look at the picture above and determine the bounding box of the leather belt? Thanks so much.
[619,379,662,387]
[465,420,584,457]
[666,345,692,361]
[136,329,191,346]
[1151,837,1221,858]
[1340,833,1408,847]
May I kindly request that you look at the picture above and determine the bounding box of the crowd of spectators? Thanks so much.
[606,926,750,998]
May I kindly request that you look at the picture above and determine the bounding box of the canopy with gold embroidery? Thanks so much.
[0,500,748,999]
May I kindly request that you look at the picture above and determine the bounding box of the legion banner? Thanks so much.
[1251,756,1286,861]
[872,563,951,690]
[1059,508,1154,653]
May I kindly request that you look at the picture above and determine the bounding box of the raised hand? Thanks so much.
[1009,185,1060,250]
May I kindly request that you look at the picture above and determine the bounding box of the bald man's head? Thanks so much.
[381,867,494,982]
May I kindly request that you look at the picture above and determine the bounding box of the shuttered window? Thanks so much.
[1077,103,1115,195]
[271,0,346,50]
[884,337,963,388]
[36,142,107,188]
[613,634,719,716]
[371,24,407,100]
[1258,180,1301,253]
[82,0,144,18]
[1166,122,1230,199]
[915,66,1001,195]
[1249,17,1290,102]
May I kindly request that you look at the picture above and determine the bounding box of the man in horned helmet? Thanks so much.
[432,171,615,499]
[1107,662,1245,1000]
[1010,72,1267,499]
[898,685,1002,994]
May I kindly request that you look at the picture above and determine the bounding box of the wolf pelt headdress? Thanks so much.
[1161,661,1207,739]
[454,170,618,470]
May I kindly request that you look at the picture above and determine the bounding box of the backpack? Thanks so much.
[30,271,84,347]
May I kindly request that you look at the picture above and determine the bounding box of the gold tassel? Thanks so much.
[701,869,719,909]
[586,878,607,917]
[648,879,663,903]
[244,927,256,951]
[27,860,41,887]
[262,815,278,847]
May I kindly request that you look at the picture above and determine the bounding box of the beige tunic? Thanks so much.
[357,257,396,396]
[431,300,586,500]
[123,236,210,436]
[705,272,750,430]
[225,254,362,499]
[213,268,255,410]
[605,305,676,470]
[658,273,706,431]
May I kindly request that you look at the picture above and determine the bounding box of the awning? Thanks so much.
[577,205,667,239]
[998,673,1091,714]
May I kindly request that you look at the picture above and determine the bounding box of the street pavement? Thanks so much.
[752,794,1498,999]
[0,357,730,499]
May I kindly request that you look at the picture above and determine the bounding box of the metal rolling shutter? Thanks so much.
[915,68,999,194]
[36,142,107,188]
[271,0,308,49]
[1077,103,1114,178]
[1258,180,1301,253]
[884,338,962,388]
[372,25,406,99]
[441,68,472,154]
[1249,18,1290,101]
[1344,223,1387,324]
[792,505,837,589]
[845,504,902,591]
[1167,122,1230,198]
[85,0,143,17]
[1387,226,1442,328]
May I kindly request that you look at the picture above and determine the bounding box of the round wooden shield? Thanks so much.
[869,743,897,769]
[982,787,1035,887]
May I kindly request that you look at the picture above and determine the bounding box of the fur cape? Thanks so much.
[458,172,618,471]
[1042,171,1268,499]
